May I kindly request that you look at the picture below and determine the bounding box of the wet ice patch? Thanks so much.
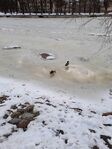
[40,53,56,60]
[64,65,95,82]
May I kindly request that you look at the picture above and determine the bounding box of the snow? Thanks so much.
[0,77,112,149]
[3,45,21,50]
[0,17,112,148]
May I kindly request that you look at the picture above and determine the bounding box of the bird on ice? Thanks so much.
[49,70,56,77]
[65,61,69,70]
[65,61,69,66]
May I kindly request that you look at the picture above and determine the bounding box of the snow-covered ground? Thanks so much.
[0,77,112,149]
[0,18,112,148]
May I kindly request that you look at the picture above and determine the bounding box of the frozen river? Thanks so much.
[0,17,112,101]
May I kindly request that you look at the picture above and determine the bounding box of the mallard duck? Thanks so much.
[49,70,56,77]
[65,61,69,70]
[65,61,69,67]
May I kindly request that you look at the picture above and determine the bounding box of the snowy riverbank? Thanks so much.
[0,77,112,149]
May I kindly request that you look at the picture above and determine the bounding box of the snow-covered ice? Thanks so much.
[3,45,21,50]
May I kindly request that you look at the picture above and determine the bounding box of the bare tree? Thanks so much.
[104,0,109,13]
[0,0,111,15]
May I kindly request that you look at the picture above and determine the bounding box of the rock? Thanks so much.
[17,108,25,114]
[33,111,40,117]
[1,122,6,126]
[100,135,112,149]
[60,118,65,123]
[70,108,82,114]
[11,127,18,133]
[100,135,111,140]
[17,119,30,130]
[0,95,9,104]
[3,133,12,138]
[0,104,5,107]
[5,103,39,131]
[20,112,34,120]
[3,114,9,119]
[42,120,47,126]
[8,118,21,125]
[56,129,64,136]
[18,104,26,108]
[91,111,96,114]
[11,111,21,118]
[45,100,50,103]
[92,145,99,149]
[25,105,34,113]
[7,109,13,114]
[89,129,96,133]
[35,143,40,146]
[64,139,68,144]
[17,95,20,98]
[24,102,30,105]
[103,124,112,126]
[109,89,112,95]
[10,104,17,110]
[46,103,56,108]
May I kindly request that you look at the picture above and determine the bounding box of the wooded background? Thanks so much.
[0,0,111,15]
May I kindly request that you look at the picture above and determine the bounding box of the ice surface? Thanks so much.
[0,17,112,100]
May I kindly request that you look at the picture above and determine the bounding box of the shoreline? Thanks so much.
[0,13,111,18]
[0,76,112,149]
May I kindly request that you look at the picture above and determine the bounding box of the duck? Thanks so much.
[49,70,56,77]
[65,61,69,70]
[65,61,69,67]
